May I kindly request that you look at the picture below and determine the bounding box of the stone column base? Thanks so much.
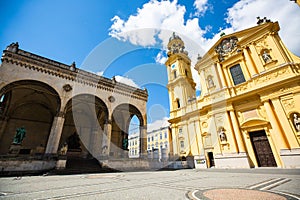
[9,144,21,155]
[56,159,67,170]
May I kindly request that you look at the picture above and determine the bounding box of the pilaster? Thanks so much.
[243,48,258,76]
[140,125,147,158]
[103,119,112,158]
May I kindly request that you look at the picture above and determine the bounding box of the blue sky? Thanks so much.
[1,0,300,129]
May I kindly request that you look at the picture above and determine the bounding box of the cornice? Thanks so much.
[1,48,148,102]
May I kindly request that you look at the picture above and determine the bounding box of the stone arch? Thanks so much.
[110,103,145,158]
[0,80,61,155]
[59,94,109,159]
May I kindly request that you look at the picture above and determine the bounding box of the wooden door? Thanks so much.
[250,131,277,167]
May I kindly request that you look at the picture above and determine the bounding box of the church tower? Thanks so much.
[165,33,197,163]
[165,33,196,114]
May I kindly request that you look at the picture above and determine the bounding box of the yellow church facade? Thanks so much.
[165,20,300,168]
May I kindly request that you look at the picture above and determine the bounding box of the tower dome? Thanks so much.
[167,32,188,56]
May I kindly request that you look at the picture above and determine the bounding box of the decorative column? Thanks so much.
[243,48,258,76]
[216,62,227,88]
[249,44,264,72]
[199,70,208,94]
[226,111,239,153]
[139,125,147,159]
[45,111,66,155]
[263,100,289,149]
[271,98,299,148]
[229,108,246,153]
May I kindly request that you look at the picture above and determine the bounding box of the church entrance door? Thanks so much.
[250,130,277,167]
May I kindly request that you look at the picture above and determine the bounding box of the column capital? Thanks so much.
[227,104,234,111]
[260,97,271,104]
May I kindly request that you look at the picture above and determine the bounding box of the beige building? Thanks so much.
[165,20,300,168]
[147,126,172,160]
[0,43,148,173]
[128,132,140,158]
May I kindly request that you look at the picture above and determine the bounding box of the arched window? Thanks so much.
[176,98,181,108]
[173,70,177,79]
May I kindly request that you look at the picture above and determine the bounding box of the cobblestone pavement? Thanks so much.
[0,168,299,200]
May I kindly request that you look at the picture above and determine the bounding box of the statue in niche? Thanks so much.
[293,113,300,132]
[122,138,128,150]
[12,127,26,144]
[218,127,227,142]
[207,76,215,88]
[67,132,81,150]
[262,50,272,63]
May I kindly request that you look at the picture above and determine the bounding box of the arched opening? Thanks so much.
[0,80,60,155]
[59,94,108,168]
[111,104,144,158]
[128,115,140,158]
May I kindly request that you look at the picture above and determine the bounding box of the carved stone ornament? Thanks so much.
[63,84,72,92]
[215,37,238,61]
[108,96,115,103]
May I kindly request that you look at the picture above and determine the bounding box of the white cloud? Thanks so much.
[225,0,300,55]
[109,0,207,51]
[193,0,209,16]
[155,51,167,64]
[114,75,140,88]
[147,117,170,132]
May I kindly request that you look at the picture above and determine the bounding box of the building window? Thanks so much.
[229,64,246,85]
[165,142,168,149]
[151,136,154,141]
[160,133,162,140]
[148,137,150,142]
[164,132,168,138]
[148,145,150,149]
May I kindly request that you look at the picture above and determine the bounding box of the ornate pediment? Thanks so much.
[215,36,238,61]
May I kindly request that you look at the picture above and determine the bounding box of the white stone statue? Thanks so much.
[293,113,300,132]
